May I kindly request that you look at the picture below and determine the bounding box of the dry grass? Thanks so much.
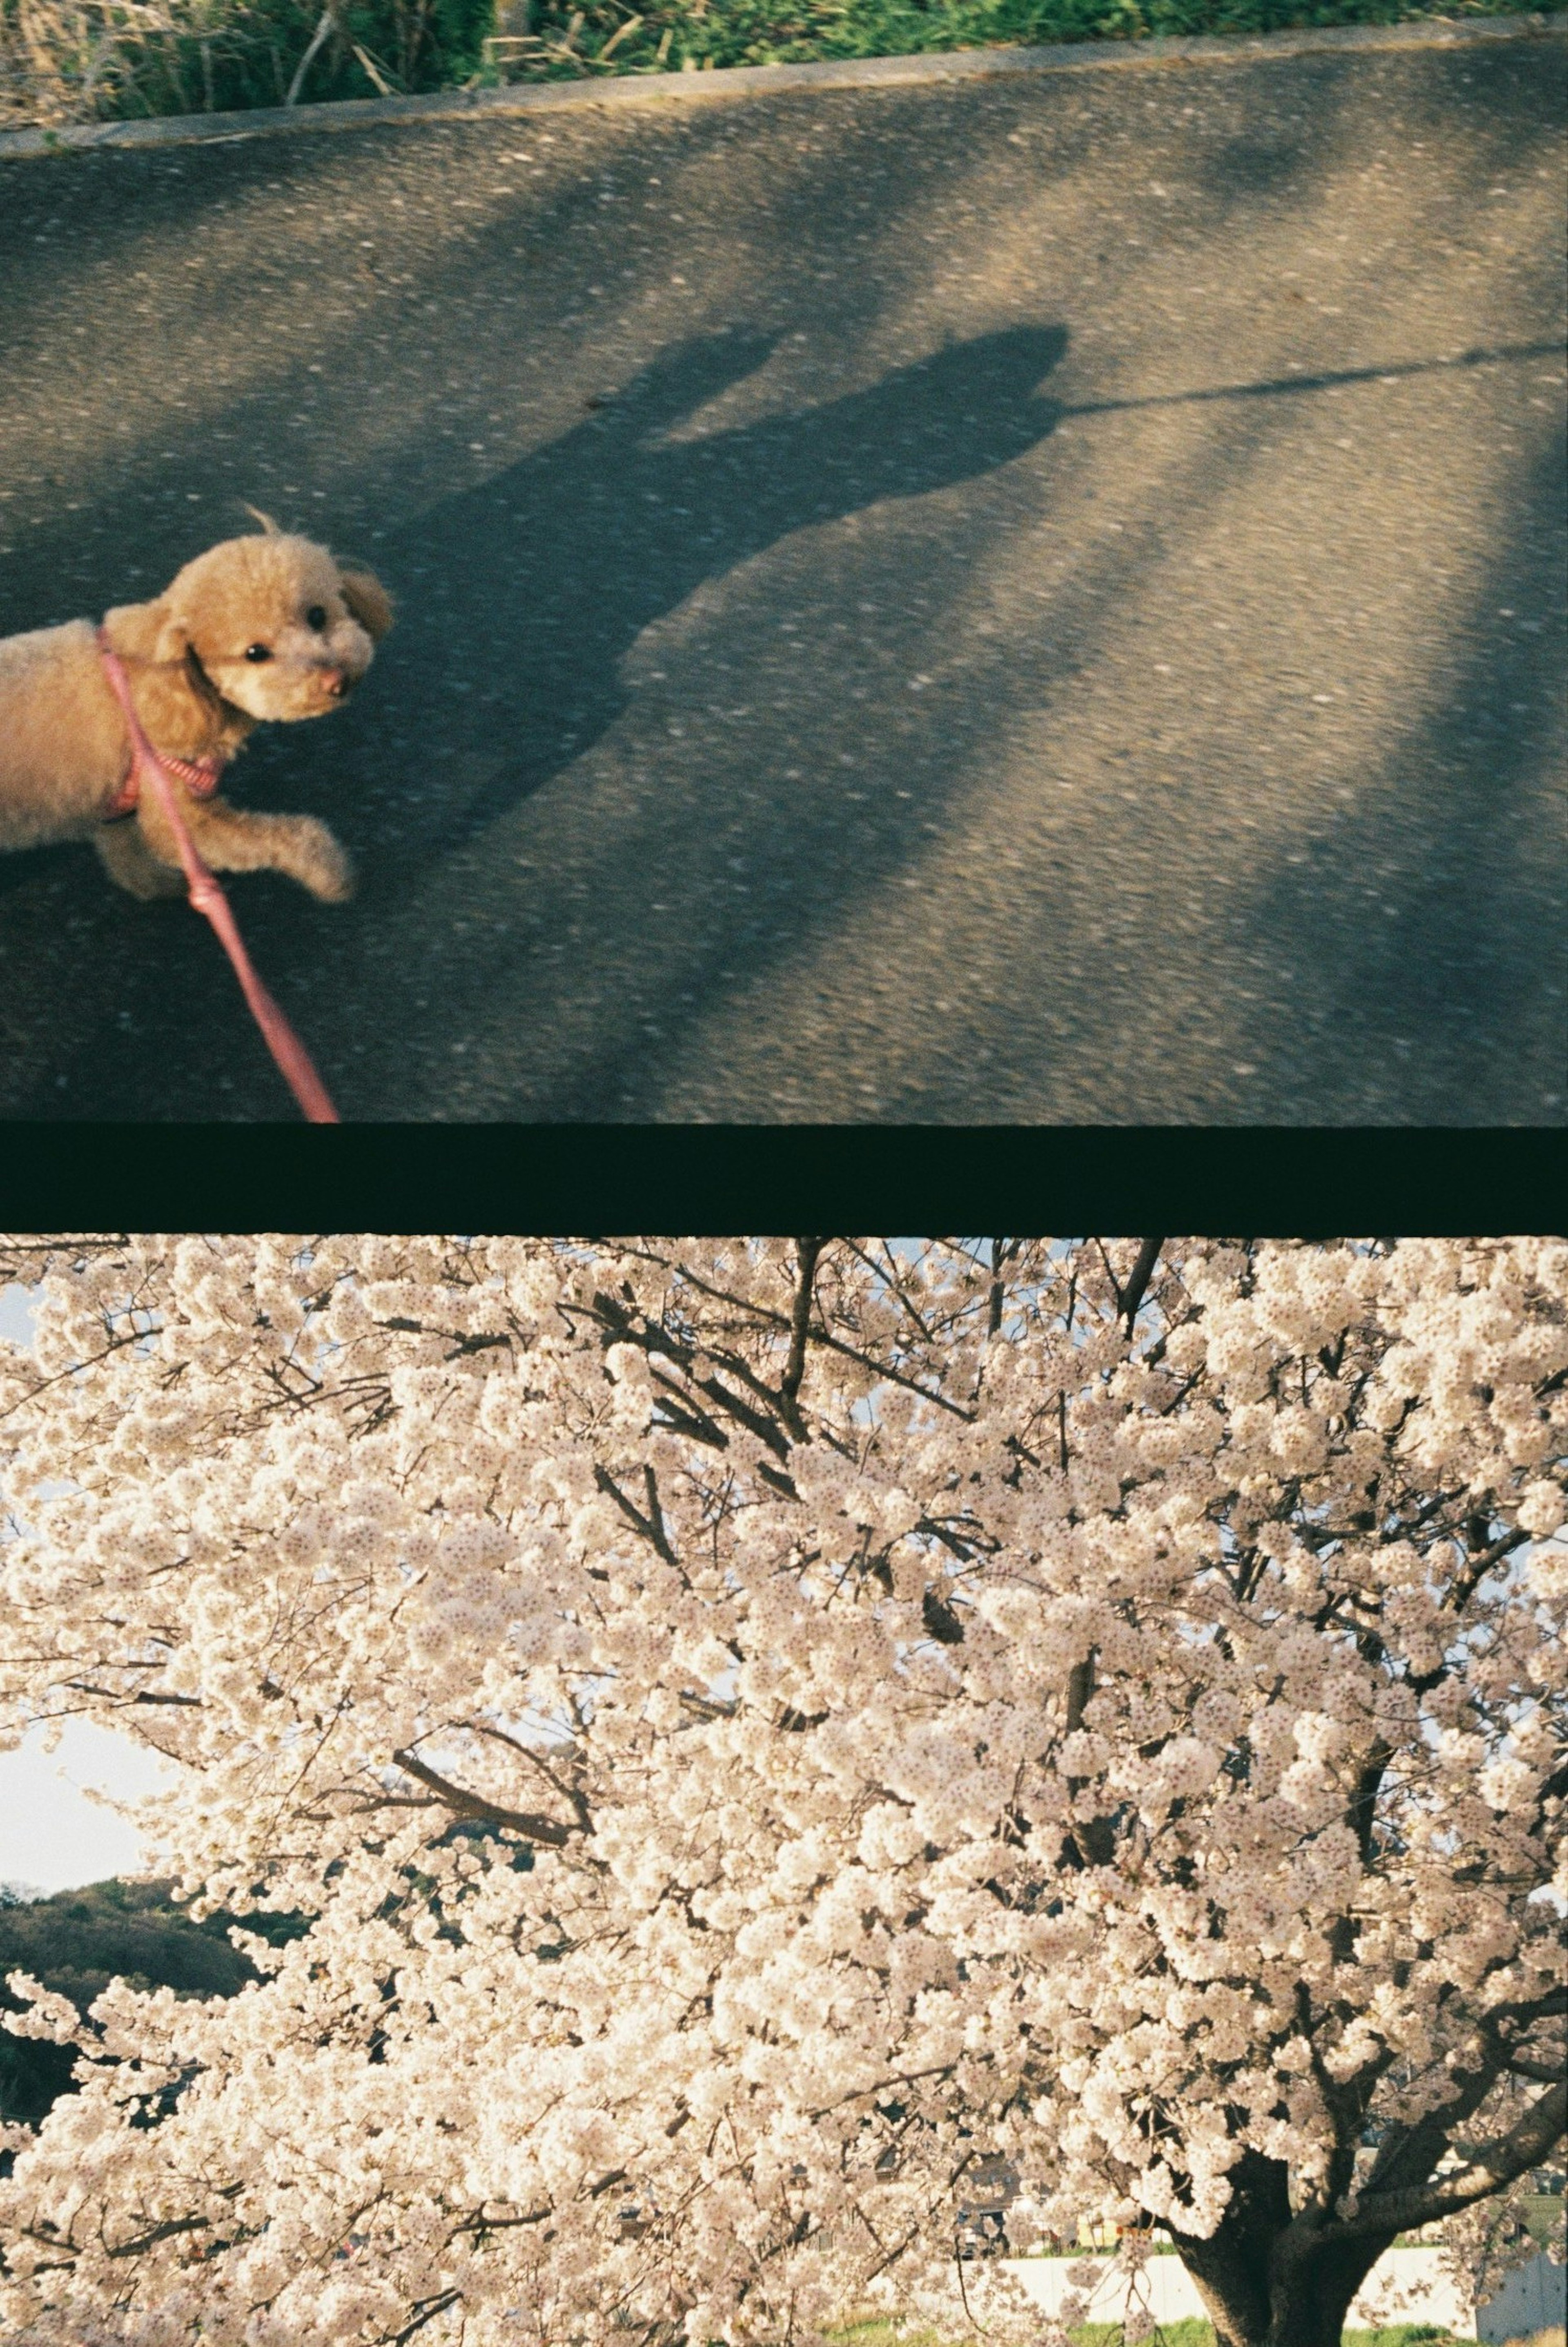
[0,0,489,126]
[3,0,222,125]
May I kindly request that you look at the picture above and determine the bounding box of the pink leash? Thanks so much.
[97,628,340,1124]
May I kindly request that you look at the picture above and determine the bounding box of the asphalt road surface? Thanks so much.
[1,32,1564,1121]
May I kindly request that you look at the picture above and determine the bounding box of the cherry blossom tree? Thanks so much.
[0,1236,1562,2347]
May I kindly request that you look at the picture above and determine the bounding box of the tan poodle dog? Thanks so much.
[0,515,392,902]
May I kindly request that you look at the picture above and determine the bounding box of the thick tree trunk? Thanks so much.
[1166,2153,1396,2347]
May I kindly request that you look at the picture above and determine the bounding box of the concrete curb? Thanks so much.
[0,7,1562,158]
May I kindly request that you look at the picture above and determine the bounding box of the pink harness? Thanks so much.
[97,628,340,1124]
[105,743,225,819]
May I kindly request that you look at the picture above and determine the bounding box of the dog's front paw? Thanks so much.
[292,820,356,903]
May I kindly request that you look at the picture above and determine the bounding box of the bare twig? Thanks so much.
[285,5,332,102]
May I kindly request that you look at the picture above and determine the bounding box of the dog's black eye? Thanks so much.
[306,606,327,631]
[244,643,273,663]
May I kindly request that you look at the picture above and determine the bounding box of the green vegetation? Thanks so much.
[1063,2328,1218,2347]
[1068,2327,1221,2347]
[2,0,1561,133]
[0,1878,305,2128]
[0,1854,514,2132]
[1521,2197,1567,2246]
[1313,2332,1464,2347]
[454,0,1562,95]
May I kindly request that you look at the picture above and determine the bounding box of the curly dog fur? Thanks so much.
[0,514,392,902]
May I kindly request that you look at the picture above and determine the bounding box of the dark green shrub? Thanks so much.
[6,0,1555,125]
[0,1877,306,2130]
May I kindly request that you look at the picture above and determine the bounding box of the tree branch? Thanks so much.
[463,1718,592,1835]
[780,1240,824,1420]
[106,2213,210,2258]
[382,2289,462,2345]
[594,1463,677,1566]
[1122,1238,1165,1333]
[1332,2080,1567,2242]
[388,1748,580,1847]
[1507,2053,1567,2085]
[1443,1524,1533,1616]
[74,1684,204,1708]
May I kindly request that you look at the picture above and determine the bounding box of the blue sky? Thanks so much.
[0,1280,176,1895]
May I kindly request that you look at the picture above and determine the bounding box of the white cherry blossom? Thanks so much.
[0,1237,1561,2347]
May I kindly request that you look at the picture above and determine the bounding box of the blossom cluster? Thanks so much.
[0,1237,1561,2347]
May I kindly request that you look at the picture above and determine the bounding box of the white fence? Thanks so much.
[1002,2245,1566,2338]
[1476,2252,1567,2343]
[1000,2253,1212,2324]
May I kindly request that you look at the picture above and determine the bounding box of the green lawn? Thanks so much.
[3,0,1562,134]
[1074,2329,1470,2347]
[825,2326,1568,2347]
[831,2322,1476,2347]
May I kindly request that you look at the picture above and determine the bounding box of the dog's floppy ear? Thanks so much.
[153,604,227,724]
[102,594,223,746]
[150,604,190,664]
[338,566,394,641]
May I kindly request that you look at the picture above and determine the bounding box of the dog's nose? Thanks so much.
[319,667,349,697]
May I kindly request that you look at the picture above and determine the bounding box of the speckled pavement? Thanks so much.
[1,29,1563,1121]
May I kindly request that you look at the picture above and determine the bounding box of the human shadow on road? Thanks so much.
[0,320,1069,1118]
[299,321,1068,867]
